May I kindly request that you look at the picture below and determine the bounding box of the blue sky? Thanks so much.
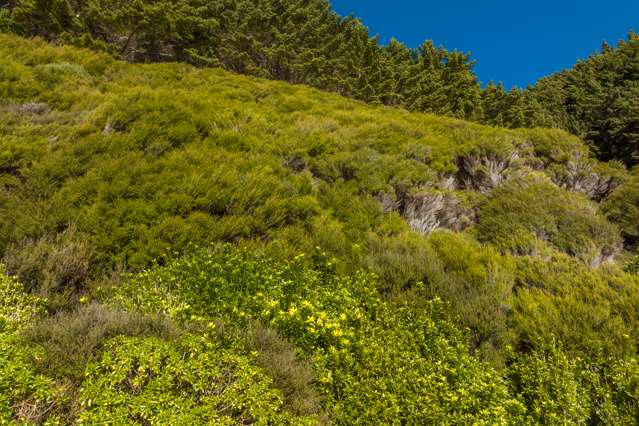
[331,1,639,89]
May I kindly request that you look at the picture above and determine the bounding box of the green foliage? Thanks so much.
[247,325,323,418]
[509,342,592,424]
[113,246,526,424]
[476,175,622,264]
[366,230,515,361]
[0,264,46,330]
[22,303,180,382]
[591,357,639,423]
[509,342,639,425]
[0,333,59,424]
[0,265,58,424]
[626,255,639,274]
[4,2,639,167]
[79,333,313,425]
[425,231,515,359]
[2,32,626,285]
[3,34,639,423]
[3,226,92,302]
[511,254,639,356]
[2,0,482,120]
[604,173,639,245]
[0,33,551,278]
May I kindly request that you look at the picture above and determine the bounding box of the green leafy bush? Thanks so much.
[0,264,46,329]
[604,173,639,246]
[508,342,592,424]
[510,254,639,356]
[0,333,59,424]
[626,255,639,274]
[22,303,180,382]
[79,333,313,425]
[509,342,639,425]
[0,265,58,423]
[476,175,622,264]
[112,246,526,424]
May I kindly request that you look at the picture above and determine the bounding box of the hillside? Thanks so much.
[4,1,639,169]
[2,34,639,424]
[0,0,482,120]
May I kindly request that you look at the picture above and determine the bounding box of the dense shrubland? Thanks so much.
[3,0,639,168]
[1,34,639,423]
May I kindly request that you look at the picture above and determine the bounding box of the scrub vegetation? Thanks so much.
[1,18,639,425]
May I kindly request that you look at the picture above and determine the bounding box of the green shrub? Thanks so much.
[510,254,639,356]
[589,357,639,423]
[79,333,314,425]
[0,264,46,330]
[508,342,591,424]
[509,343,639,425]
[364,231,436,292]
[112,246,526,424]
[3,33,639,423]
[476,175,622,264]
[426,231,515,360]
[0,265,58,424]
[22,303,180,382]
[0,9,13,33]
[626,255,639,274]
[604,173,639,246]
[0,333,59,424]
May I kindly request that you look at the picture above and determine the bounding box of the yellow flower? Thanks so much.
[319,371,333,384]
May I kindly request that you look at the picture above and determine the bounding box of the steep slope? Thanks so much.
[5,1,639,170]
[1,34,639,424]
[0,34,627,271]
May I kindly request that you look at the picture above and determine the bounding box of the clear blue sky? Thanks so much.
[331,1,639,89]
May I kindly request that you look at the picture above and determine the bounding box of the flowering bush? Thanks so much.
[79,332,314,425]
[0,265,58,423]
[114,246,526,423]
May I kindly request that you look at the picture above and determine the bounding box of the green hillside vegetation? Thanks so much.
[4,0,639,168]
[2,34,639,423]
[0,0,482,120]
[491,33,639,168]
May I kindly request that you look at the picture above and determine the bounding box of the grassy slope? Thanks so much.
[0,34,617,267]
[2,34,639,424]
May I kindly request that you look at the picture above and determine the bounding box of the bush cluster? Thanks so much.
[2,34,639,423]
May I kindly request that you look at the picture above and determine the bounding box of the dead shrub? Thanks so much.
[3,226,93,298]
[248,324,323,418]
